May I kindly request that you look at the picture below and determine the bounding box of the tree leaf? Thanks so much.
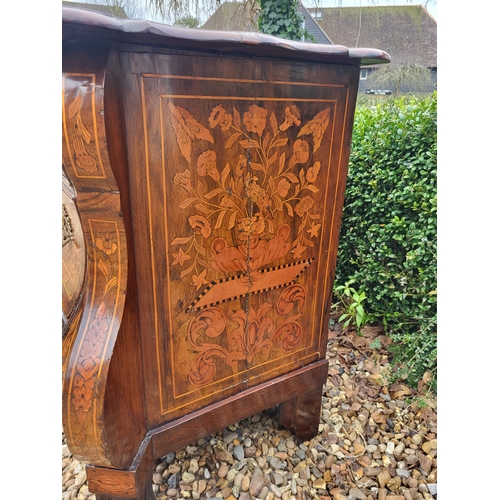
[298,107,331,153]
[285,202,294,217]
[228,210,238,230]
[178,197,197,209]
[215,210,227,229]
[204,188,225,199]
[284,172,299,183]
[299,169,306,187]
[225,132,242,149]
[273,195,283,211]
[273,138,288,148]
[239,139,260,149]
[68,92,82,120]
[168,102,193,162]
[97,259,109,279]
[171,236,192,245]
[304,184,319,193]
[75,115,92,144]
[268,151,278,167]
[278,152,286,175]
[168,102,214,162]
[221,163,230,187]
[233,107,241,129]
[194,240,206,256]
[194,203,214,215]
[356,313,363,328]
[180,261,196,278]
[104,276,117,295]
[270,112,278,135]
[263,132,271,152]
[250,162,266,173]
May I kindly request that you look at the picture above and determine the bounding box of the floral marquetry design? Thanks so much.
[160,98,337,391]
[63,74,105,178]
[168,102,214,163]
[168,102,331,309]
[69,223,121,445]
[187,283,306,386]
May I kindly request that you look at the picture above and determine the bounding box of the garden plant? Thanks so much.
[334,92,437,392]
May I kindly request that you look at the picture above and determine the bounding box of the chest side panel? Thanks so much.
[121,49,358,425]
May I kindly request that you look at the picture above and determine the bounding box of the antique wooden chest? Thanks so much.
[62,7,389,499]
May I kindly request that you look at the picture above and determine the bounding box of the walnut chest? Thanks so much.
[62,8,389,499]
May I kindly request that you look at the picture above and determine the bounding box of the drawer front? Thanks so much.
[121,50,358,424]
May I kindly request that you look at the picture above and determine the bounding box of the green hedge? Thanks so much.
[336,92,437,390]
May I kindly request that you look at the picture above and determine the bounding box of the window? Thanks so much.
[360,69,368,81]
[310,11,322,19]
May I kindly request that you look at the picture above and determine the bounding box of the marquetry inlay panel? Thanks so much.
[123,54,353,422]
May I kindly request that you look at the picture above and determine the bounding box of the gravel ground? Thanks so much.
[62,323,437,500]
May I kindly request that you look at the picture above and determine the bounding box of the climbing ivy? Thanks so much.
[257,0,314,42]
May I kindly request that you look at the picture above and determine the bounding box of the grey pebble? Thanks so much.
[224,432,239,444]
[156,462,168,474]
[349,487,367,499]
[269,457,285,470]
[167,472,180,489]
[311,467,323,479]
[269,484,283,498]
[257,485,269,499]
[234,445,245,461]
[272,472,284,486]
[418,483,429,493]
[396,468,410,479]
[249,473,265,496]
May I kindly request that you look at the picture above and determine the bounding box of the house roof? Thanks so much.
[315,5,436,68]
[62,1,128,19]
[203,3,435,68]
[201,1,257,32]
[297,1,332,44]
